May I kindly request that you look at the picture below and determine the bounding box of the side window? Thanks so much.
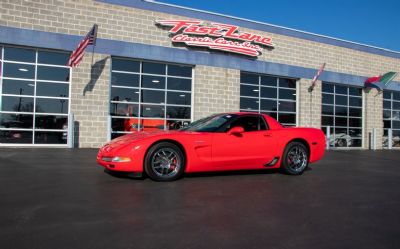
[259,116,268,130]
[229,116,260,132]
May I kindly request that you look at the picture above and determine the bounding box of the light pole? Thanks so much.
[17,88,23,112]
[59,94,66,113]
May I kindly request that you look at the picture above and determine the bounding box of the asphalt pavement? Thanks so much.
[0,148,399,249]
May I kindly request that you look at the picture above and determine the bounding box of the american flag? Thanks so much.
[309,62,326,92]
[67,24,98,67]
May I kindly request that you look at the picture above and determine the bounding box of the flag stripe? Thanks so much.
[69,38,90,66]
[68,36,92,66]
[365,71,398,88]
[72,52,85,67]
[309,63,326,92]
[68,24,98,67]
[69,39,88,66]
[380,72,397,86]
[365,75,381,84]
[311,62,326,85]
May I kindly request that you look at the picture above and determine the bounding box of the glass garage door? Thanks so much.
[240,72,297,126]
[0,46,71,145]
[383,91,400,148]
[110,58,193,139]
[321,82,363,148]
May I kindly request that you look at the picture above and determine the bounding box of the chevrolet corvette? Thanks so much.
[97,112,325,181]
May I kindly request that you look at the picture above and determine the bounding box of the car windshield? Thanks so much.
[181,114,237,132]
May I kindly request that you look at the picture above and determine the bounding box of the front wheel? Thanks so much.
[144,142,185,181]
[281,142,309,175]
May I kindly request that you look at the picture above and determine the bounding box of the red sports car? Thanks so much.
[97,112,325,181]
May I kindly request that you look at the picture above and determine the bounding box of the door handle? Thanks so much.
[264,133,272,137]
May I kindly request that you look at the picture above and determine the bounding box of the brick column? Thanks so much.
[363,87,383,149]
[193,66,240,120]
[298,78,322,128]
[70,53,110,148]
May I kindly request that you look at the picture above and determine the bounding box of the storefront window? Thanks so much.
[321,83,363,148]
[383,91,400,148]
[240,72,297,126]
[0,46,71,145]
[110,58,192,139]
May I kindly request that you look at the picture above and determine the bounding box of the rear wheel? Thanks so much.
[337,138,347,147]
[281,142,309,175]
[144,142,185,181]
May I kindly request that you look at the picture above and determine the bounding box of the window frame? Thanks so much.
[222,114,269,133]
[0,45,72,145]
[321,82,363,148]
[109,57,193,139]
[239,72,297,127]
[383,90,400,148]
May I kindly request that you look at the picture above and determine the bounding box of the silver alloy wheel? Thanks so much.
[151,148,181,178]
[287,145,308,172]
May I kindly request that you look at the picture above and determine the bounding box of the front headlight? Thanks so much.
[102,156,131,162]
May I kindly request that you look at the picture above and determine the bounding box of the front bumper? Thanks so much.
[97,152,139,172]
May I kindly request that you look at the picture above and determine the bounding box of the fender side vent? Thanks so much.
[264,157,280,167]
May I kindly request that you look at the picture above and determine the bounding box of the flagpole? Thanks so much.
[91,24,98,67]
[308,62,326,127]
[91,43,95,66]
[308,78,315,127]
[309,83,312,127]
[67,24,98,68]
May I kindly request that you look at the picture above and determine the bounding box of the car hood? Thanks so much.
[101,130,183,151]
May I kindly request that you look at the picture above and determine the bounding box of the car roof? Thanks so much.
[224,112,268,116]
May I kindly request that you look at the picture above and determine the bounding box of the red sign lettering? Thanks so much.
[156,20,274,57]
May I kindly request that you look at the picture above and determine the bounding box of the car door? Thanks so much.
[212,114,277,168]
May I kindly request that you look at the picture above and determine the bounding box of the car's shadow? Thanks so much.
[186,166,312,178]
[104,166,313,180]
[104,169,145,180]
[185,168,280,179]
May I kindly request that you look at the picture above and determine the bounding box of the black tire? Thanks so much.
[337,138,347,147]
[144,142,185,181]
[281,142,309,175]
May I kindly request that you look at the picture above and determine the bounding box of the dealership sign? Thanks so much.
[156,20,274,57]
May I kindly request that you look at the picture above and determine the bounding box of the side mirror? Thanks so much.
[228,126,244,135]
